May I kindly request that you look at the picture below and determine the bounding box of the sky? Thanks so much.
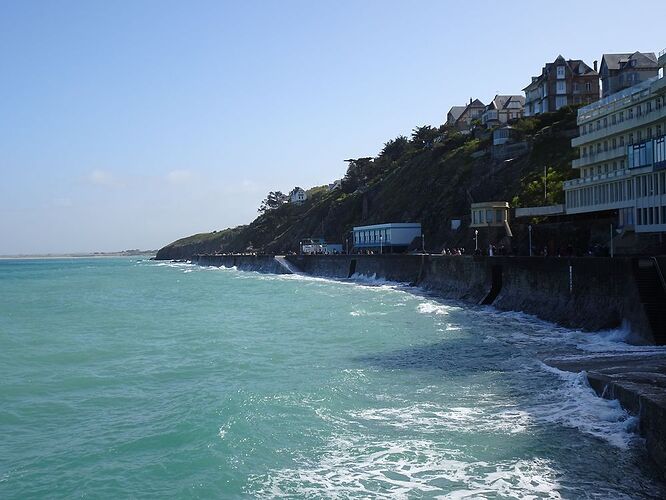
[1,0,664,254]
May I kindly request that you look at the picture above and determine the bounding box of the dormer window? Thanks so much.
[556,66,565,79]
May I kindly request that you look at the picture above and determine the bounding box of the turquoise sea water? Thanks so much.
[1,257,665,499]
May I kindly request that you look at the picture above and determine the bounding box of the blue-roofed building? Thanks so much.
[352,223,422,253]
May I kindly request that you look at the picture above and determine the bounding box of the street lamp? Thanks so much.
[528,225,533,257]
[474,229,479,251]
[380,234,383,255]
[422,234,425,254]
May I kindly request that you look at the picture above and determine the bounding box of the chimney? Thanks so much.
[593,60,598,72]
[470,97,473,105]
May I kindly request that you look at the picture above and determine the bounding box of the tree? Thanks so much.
[258,191,288,213]
[410,125,439,150]
[341,157,374,192]
[378,136,409,162]
[512,167,567,208]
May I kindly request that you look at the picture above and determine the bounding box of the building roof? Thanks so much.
[455,99,485,125]
[471,201,509,209]
[601,51,658,71]
[447,106,466,121]
[487,95,525,110]
[353,223,421,231]
[523,55,598,91]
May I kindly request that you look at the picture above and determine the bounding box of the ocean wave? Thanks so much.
[536,364,639,449]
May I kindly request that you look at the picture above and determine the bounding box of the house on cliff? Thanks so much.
[599,51,659,98]
[523,55,599,116]
[446,99,486,131]
[289,187,307,205]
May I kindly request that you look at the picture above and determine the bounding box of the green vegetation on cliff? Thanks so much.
[157,107,579,260]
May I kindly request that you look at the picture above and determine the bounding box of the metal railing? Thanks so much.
[651,257,666,294]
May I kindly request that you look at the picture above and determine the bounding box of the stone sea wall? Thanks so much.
[286,254,654,344]
[194,254,290,274]
[190,253,654,344]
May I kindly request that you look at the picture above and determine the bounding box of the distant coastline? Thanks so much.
[0,250,156,260]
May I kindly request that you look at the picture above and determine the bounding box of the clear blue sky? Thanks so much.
[1,0,664,254]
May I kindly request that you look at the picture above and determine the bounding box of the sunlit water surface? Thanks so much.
[0,258,664,498]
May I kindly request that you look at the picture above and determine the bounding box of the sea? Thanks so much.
[1,257,665,499]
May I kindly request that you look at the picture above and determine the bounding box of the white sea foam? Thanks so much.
[250,435,563,499]
[347,403,531,435]
[535,364,639,449]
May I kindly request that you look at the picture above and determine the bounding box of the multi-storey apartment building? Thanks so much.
[599,52,659,98]
[563,50,666,233]
[523,55,599,116]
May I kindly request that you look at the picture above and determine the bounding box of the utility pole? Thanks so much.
[610,223,614,258]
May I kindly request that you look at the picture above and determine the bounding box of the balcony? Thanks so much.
[572,146,627,169]
[563,168,631,190]
[572,105,666,147]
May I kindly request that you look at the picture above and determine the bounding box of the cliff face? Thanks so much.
[155,227,246,260]
[157,108,579,260]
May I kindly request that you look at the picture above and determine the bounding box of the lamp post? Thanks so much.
[422,234,425,254]
[610,223,614,258]
[474,229,479,251]
[528,225,533,257]
[380,234,383,255]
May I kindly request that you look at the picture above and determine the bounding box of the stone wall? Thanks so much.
[285,254,655,344]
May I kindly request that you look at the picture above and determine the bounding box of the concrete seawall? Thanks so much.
[194,254,291,274]
[287,254,654,344]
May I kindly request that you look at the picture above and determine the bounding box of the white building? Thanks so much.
[481,95,525,127]
[289,187,307,205]
[352,223,422,253]
[470,202,510,228]
[564,50,666,233]
[300,239,343,254]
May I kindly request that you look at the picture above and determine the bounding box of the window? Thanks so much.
[656,137,666,166]
[556,96,567,109]
[556,81,566,94]
[586,82,592,92]
[612,138,617,149]
[557,66,565,79]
